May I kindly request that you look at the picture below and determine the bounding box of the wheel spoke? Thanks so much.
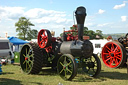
[40,39,44,44]
[106,56,110,58]
[23,60,26,64]
[111,43,114,51]
[105,57,111,62]
[94,60,97,64]
[114,46,118,52]
[44,37,48,42]
[110,58,113,65]
[117,55,121,58]
[115,58,119,64]
[65,70,67,78]
[116,48,121,52]
[87,68,90,73]
[26,48,27,55]
[60,62,64,67]
[42,41,46,46]
[23,54,26,57]
[29,54,33,58]
[90,57,93,62]
[28,62,31,69]
[67,68,72,74]
[113,58,115,63]
[115,52,121,55]
[26,62,28,71]
[28,48,31,55]
[66,61,71,66]
[90,68,95,74]
[116,57,121,60]
[64,57,67,64]
[106,46,111,52]
[29,60,33,64]
[41,35,44,39]
[60,68,64,74]
[43,31,46,37]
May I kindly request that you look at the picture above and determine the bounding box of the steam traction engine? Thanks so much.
[101,33,128,68]
[20,6,101,80]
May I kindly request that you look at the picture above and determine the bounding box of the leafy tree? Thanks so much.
[27,29,38,40]
[15,17,35,40]
[83,27,88,35]
[95,30,103,39]
[86,30,96,39]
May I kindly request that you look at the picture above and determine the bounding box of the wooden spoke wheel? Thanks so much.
[101,41,126,68]
[38,29,52,48]
[57,54,77,81]
[82,54,101,77]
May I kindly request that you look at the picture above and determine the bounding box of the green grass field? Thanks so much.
[0,60,128,85]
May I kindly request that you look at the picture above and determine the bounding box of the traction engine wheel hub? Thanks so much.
[25,57,28,60]
[110,53,114,57]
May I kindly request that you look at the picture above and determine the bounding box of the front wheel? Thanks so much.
[57,54,77,81]
[82,54,101,77]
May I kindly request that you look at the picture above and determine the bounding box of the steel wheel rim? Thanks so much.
[20,44,34,74]
[102,42,123,68]
[57,55,74,80]
[82,56,98,77]
[38,29,48,48]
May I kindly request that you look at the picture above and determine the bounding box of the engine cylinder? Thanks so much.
[60,40,93,58]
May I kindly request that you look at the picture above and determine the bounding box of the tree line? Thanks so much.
[15,17,103,40]
[70,25,103,39]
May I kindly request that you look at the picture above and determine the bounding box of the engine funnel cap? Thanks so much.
[75,6,87,24]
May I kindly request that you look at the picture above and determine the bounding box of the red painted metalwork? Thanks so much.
[102,42,123,68]
[52,37,56,42]
[83,36,89,40]
[38,29,48,48]
[38,29,52,48]
[38,29,56,53]
[25,57,28,60]
[45,46,52,53]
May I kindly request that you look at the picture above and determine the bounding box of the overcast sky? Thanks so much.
[0,0,128,37]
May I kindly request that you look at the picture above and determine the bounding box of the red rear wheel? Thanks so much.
[38,29,52,48]
[101,41,126,68]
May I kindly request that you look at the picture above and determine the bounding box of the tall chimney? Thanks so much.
[75,6,87,40]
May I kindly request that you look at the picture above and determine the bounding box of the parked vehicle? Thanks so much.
[0,38,14,64]
[101,33,128,68]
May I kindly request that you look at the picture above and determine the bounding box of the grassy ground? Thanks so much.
[0,60,128,85]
